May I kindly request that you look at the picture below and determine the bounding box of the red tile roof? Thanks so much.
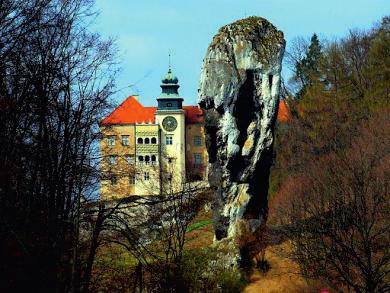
[101,96,157,125]
[100,96,205,126]
[101,96,290,126]
[183,106,204,124]
[277,99,290,122]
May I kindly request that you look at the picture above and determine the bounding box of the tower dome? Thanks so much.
[161,68,179,84]
[157,67,183,110]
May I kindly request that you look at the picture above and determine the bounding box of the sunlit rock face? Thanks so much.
[198,16,285,267]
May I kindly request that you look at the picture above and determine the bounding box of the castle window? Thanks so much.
[107,136,115,147]
[194,153,202,165]
[145,155,150,165]
[137,137,143,144]
[138,156,144,164]
[129,175,136,185]
[111,175,117,185]
[194,136,202,146]
[121,135,130,146]
[151,155,157,165]
[166,135,173,145]
[151,137,157,144]
[144,172,150,181]
[108,155,117,165]
[125,154,134,164]
[144,138,150,144]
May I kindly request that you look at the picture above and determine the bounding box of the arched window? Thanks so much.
[151,137,157,144]
[138,156,144,164]
[137,137,143,144]
[144,138,150,144]
[151,155,156,165]
[145,155,150,165]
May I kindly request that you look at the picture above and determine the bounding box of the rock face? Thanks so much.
[198,17,285,266]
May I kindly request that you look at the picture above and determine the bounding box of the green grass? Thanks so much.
[186,219,213,233]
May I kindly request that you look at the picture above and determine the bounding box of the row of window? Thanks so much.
[108,154,134,165]
[110,172,150,185]
[107,135,202,147]
[107,154,158,165]
[107,135,130,147]
[137,155,157,165]
[108,154,203,186]
[107,153,202,166]
[137,137,157,144]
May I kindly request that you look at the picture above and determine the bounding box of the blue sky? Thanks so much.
[94,0,389,106]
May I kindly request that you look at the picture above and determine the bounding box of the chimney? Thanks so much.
[133,94,139,101]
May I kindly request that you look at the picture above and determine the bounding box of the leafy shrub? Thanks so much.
[181,248,248,292]
[145,248,248,292]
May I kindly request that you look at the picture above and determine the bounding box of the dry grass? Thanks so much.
[185,208,214,249]
[187,209,331,292]
[244,242,331,293]
[93,207,333,292]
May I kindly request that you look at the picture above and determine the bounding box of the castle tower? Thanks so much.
[155,68,186,193]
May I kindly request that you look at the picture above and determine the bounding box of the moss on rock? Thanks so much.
[209,16,284,64]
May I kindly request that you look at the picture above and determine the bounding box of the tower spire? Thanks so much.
[168,51,172,72]
[156,58,183,110]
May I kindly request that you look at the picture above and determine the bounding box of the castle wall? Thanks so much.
[100,125,136,200]
[185,123,208,181]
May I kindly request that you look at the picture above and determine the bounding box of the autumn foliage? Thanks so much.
[269,17,390,292]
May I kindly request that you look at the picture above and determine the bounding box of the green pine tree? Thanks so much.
[293,33,322,99]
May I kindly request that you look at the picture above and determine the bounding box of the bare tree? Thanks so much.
[99,166,210,292]
[272,112,390,293]
[284,36,309,94]
[0,1,117,292]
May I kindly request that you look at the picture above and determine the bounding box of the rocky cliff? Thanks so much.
[198,16,285,267]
